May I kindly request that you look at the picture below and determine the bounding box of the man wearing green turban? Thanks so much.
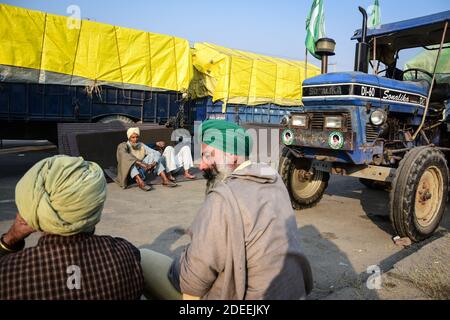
[140,120,313,300]
[0,155,144,300]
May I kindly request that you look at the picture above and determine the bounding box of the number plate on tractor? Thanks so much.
[312,160,332,173]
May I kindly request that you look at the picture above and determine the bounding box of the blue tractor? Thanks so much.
[280,8,450,242]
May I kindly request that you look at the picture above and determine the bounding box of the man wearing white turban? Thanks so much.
[115,127,178,190]
[0,155,144,300]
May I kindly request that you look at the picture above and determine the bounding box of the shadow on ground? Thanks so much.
[140,226,188,258]
[325,176,450,237]
[296,224,379,300]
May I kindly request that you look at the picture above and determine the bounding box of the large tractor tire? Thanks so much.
[98,115,135,124]
[279,149,330,210]
[390,146,448,242]
[359,178,391,191]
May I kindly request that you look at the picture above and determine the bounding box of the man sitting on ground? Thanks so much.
[0,155,144,300]
[151,140,196,180]
[115,127,178,191]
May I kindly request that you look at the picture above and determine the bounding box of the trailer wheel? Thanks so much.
[359,178,391,191]
[390,147,448,242]
[280,150,329,210]
[98,115,135,124]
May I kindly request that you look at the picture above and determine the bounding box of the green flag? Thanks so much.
[305,0,326,60]
[368,0,381,28]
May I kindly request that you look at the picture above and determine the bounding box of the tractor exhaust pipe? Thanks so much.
[354,6,369,73]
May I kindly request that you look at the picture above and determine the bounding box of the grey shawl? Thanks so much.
[169,162,313,300]
[115,142,138,189]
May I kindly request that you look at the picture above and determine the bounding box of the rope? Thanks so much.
[69,19,83,86]
[412,21,448,141]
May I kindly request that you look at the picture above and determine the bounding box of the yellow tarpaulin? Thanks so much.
[0,4,192,92]
[189,42,321,108]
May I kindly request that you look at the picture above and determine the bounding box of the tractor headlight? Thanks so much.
[291,115,307,128]
[370,110,387,126]
[325,116,343,129]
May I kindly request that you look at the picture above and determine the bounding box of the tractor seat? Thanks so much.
[430,83,450,103]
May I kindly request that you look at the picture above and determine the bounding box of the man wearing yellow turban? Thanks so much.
[0,155,144,300]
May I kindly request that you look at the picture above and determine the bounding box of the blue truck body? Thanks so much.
[0,82,182,124]
[186,97,303,125]
[0,83,299,137]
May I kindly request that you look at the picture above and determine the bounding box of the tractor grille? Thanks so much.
[310,113,325,130]
[309,112,352,131]
[365,124,379,143]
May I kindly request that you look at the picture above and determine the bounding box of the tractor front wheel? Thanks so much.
[280,150,329,210]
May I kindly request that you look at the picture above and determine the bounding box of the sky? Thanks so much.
[4,0,449,71]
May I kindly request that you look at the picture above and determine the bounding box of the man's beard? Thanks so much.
[203,163,232,195]
[130,142,141,150]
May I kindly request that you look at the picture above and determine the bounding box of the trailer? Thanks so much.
[0,82,183,142]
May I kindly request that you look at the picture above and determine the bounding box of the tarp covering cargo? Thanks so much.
[404,45,450,84]
[189,42,321,108]
[0,4,192,92]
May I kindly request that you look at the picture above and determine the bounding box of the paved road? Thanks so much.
[0,149,448,299]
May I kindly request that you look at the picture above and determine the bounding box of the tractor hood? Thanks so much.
[302,72,429,109]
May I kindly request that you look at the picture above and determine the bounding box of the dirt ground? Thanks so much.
[0,146,449,300]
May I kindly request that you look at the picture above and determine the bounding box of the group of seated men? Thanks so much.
[0,120,313,300]
[115,127,196,191]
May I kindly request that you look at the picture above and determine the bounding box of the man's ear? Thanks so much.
[225,153,239,165]
[235,154,247,166]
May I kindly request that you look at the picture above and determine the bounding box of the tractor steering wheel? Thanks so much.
[402,68,434,82]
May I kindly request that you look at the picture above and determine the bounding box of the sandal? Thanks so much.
[163,181,178,188]
[136,175,153,192]
[140,184,153,192]
[184,173,196,180]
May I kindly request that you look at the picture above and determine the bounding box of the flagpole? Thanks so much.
[373,37,378,75]
[305,48,308,79]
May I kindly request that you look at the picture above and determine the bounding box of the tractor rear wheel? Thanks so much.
[279,149,329,210]
[390,147,448,242]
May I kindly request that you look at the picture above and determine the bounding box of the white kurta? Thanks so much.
[163,145,194,172]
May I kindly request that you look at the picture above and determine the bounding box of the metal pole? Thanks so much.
[412,21,448,141]
[321,56,328,74]
[373,37,378,75]
[140,91,144,123]
[305,48,308,79]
